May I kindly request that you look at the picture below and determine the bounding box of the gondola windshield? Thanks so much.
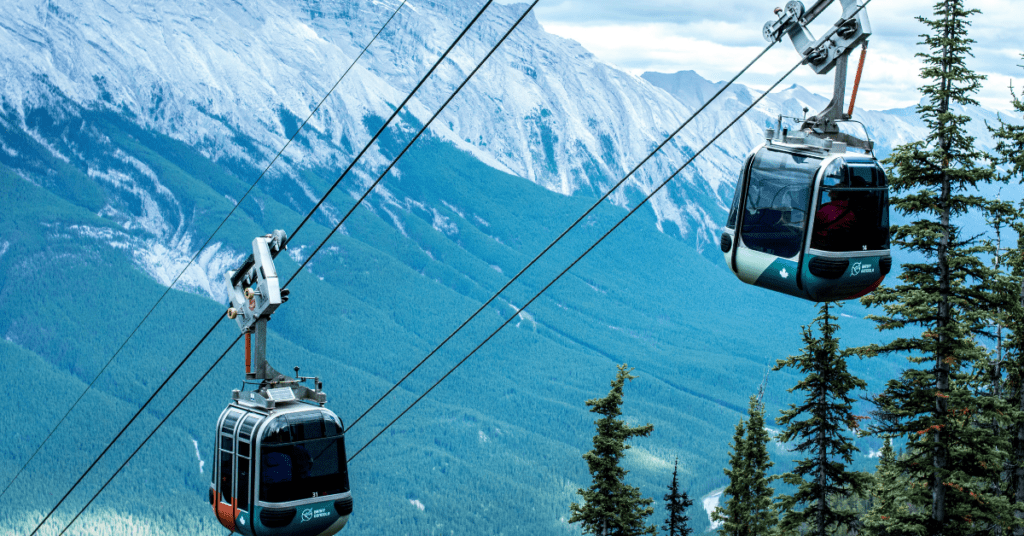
[261,411,350,503]
[740,149,821,259]
[811,158,889,253]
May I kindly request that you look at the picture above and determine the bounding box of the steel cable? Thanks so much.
[39,2,537,533]
[56,335,242,536]
[345,0,876,458]
[345,40,780,433]
[26,0,499,533]
[34,0,875,528]
[0,0,409,504]
[283,1,540,290]
[348,58,806,463]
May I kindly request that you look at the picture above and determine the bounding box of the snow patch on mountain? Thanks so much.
[136,237,243,303]
[431,208,458,236]
[25,128,70,163]
[703,489,724,530]
[2,0,1020,299]
[191,438,205,474]
[63,222,243,302]
[89,168,173,238]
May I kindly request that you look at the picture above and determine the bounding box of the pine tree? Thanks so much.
[862,438,931,535]
[773,303,871,535]
[712,395,776,535]
[989,61,1024,536]
[662,458,693,536]
[570,364,656,536]
[856,1,1012,532]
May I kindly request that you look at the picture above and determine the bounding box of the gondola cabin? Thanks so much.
[210,397,352,536]
[720,132,891,302]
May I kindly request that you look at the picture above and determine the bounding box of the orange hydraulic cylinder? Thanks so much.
[848,43,868,117]
[245,331,252,375]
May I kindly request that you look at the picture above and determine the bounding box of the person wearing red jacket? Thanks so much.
[813,190,857,251]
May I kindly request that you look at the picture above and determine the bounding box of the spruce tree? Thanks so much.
[989,63,1024,535]
[712,395,776,535]
[862,438,931,535]
[570,364,656,536]
[773,303,871,535]
[713,417,751,533]
[662,458,693,536]
[857,0,1012,532]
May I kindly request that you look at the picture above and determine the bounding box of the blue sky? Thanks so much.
[530,0,1023,114]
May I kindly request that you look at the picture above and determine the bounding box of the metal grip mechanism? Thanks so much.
[764,0,871,75]
[225,230,290,383]
[763,0,873,148]
[224,230,327,406]
[226,229,288,332]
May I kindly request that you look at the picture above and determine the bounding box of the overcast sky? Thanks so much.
[529,0,1023,114]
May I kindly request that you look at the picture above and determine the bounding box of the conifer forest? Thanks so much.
[3,0,1024,535]
[571,1,1024,535]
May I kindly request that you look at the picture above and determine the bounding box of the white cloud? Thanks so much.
[535,0,1024,114]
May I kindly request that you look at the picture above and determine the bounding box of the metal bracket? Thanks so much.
[764,0,871,75]
[223,231,328,406]
[763,0,872,142]
[225,230,289,384]
[226,230,288,333]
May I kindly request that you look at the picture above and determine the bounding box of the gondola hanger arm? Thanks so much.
[764,0,871,75]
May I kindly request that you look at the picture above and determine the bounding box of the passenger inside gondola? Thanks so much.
[813,188,858,251]
[811,159,889,252]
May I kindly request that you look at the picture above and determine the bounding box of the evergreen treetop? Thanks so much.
[858,1,1012,532]
[773,303,870,536]
[662,458,692,536]
[569,364,655,536]
[861,438,931,535]
[988,59,1024,180]
[712,395,776,536]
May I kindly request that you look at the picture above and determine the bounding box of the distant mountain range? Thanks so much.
[0,0,1019,535]
[3,0,1015,280]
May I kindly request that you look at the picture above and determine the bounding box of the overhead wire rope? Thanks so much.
[0,0,409,504]
[344,39,780,433]
[28,317,227,536]
[345,0,876,446]
[282,0,540,291]
[39,2,538,533]
[38,0,873,528]
[57,335,243,536]
[284,0,498,245]
[26,1,499,533]
[347,57,806,463]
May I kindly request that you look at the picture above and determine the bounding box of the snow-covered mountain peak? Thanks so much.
[1,0,1018,283]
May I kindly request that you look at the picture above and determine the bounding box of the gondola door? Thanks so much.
[213,409,244,532]
[213,408,265,534]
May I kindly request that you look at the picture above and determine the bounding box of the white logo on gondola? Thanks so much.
[299,507,331,523]
[780,268,789,279]
[851,262,862,276]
